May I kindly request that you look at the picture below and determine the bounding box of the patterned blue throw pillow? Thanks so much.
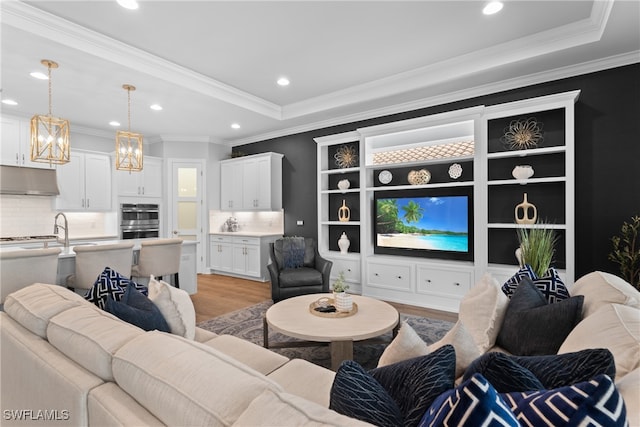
[84,266,148,309]
[502,264,537,298]
[502,265,569,303]
[282,236,305,269]
[463,349,616,393]
[330,360,403,427]
[419,373,519,427]
[105,284,170,332]
[330,345,456,427]
[501,374,628,426]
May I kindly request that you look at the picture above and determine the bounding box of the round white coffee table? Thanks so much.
[264,293,399,370]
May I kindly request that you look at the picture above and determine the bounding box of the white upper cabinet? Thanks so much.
[115,156,163,198]
[220,152,283,211]
[56,151,111,211]
[1,116,51,169]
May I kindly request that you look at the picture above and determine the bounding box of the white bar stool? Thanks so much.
[1,248,62,305]
[131,238,183,288]
[66,243,135,291]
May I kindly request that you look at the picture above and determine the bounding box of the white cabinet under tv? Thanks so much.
[315,90,579,313]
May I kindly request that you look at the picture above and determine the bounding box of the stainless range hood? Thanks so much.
[0,165,60,196]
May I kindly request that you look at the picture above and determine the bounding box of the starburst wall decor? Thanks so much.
[501,117,544,150]
[334,144,358,168]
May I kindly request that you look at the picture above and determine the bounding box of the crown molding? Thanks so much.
[228,51,639,146]
[1,1,282,119]
[280,0,614,120]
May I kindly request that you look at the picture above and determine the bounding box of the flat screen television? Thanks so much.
[373,187,473,261]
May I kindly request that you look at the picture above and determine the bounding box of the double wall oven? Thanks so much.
[120,203,159,239]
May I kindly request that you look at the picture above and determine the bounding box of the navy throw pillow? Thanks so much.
[462,352,545,393]
[532,267,570,303]
[501,374,628,426]
[85,266,148,309]
[496,277,584,355]
[501,264,537,298]
[330,345,456,427]
[330,360,403,427]
[105,284,170,332]
[282,237,305,269]
[419,373,519,427]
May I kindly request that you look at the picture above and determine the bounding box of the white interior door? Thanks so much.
[169,160,205,273]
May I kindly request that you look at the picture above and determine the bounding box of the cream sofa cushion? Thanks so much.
[559,303,640,379]
[267,359,336,408]
[204,334,289,375]
[3,283,87,338]
[458,273,509,352]
[112,331,283,426]
[148,275,196,339]
[616,368,639,427]
[47,305,144,381]
[88,382,164,426]
[232,389,372,426]
[571,271,640,317]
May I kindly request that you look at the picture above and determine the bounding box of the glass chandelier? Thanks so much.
[30,60,70,165]
[115,84,143,172]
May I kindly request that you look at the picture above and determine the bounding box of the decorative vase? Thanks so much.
[337,179,350,191]
[512,165,534,180]
[338,232,350,254]
[338,200,350,222]
[515,193,537,224]
[334,292,353,312]
[515,246,524,267]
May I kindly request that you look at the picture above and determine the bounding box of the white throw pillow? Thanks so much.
[570,271,640,318]
[377,321,428,367]
[458,273,509,352]
[428,321,481,378]
[148,275,196,340]
[377,320,480,378]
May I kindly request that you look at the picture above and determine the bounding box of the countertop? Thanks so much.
[0,238,198,258]
[210,232,283,237]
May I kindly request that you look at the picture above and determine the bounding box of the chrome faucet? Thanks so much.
[54,212,69,248]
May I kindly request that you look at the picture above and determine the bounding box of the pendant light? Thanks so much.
[115,84,143,172]
[30,60,70,165]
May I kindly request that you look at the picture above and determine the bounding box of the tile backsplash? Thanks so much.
[0,195,117,238]
[209,210,284,234]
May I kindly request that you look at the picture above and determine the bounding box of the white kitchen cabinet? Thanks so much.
[0,116,50,169]
[209,233,281,281]
[56,151,111,211]
[220,152,283,211]
[232,237,260,277]
[116,156,162,198]
[209,235,234,272]
[220,162,243,210]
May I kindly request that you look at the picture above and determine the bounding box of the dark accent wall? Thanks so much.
[235,63,640,279]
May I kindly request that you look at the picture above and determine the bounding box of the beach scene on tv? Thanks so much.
[376,196,469,252]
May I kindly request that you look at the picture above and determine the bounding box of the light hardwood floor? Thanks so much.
[191,273,458,324]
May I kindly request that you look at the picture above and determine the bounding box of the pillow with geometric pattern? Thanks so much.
[500,374,628,426]
[419,373,519,427]
[84,266,148,309]
[502,265,569,304]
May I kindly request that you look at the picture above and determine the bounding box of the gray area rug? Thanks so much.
[197,300,454,370]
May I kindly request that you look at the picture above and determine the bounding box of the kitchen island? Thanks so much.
[0,238,199,295]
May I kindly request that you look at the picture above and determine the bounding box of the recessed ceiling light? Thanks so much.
[483,1,503,15]
[231,123,241,129]
[30,71,48,80]
[109,121,121,127]
[117,0,139,10]
[1,99,18,106]
[150,104,163,111]
[277,77,290,87]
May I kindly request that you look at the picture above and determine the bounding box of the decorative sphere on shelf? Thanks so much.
[512,165,534,180]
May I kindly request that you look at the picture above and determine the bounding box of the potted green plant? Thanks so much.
[516,221,559,277]
[609,215,640,290]
[332,271,350,294]
[332,271,353,312]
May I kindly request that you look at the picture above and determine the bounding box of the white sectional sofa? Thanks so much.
[0,283,370,426]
